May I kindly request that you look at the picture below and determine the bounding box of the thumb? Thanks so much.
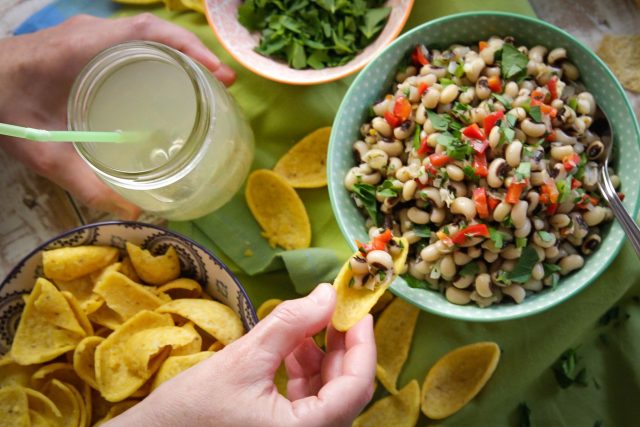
[245,284,335,364]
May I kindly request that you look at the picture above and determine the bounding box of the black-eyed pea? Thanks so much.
[526,192,540,214]
[464,56,485,82]
[459,236,484,248]
[547,47,567,64]
[532,244,546,262]
[453,251,472,266]
[576,92,596,115]
[422,87,440,109]
[380,197,400,213]
[453,274,474,289]
[533,230,557,248]
[603,207,614,221]
[458,87,476,104]
[376,139,404,157]
[467,246,482,259]
[410,259,430,277]
[371,116,392,137]
[520,118,546,137]
[362,149,388,170]
[483,249,499,263]
[434,240,454,255]
[502,284,526,303]
[430,208,446,225]
[470,291,498,307]
[407,207,429,224]
[481,239,501,254]
[550,213,571,229]
[545,245,560,259]
[401,180,417,201]
[439,84,460,105]
[415,104,427,125]
[559,254,584,275]
[523,278,543,292]
[508,107,527,121]
[581,234,601,255]
[420,243,442,262]
[493,202,512,222]
[349,255,369,276]
[528,45,547,63]
[562,61,580,81]
[475,76,491,100]
[505,140,523,167]
[543,273,560,287]
[550,143,575,161]
[487,158,507,188]
[483,66,501,77]
[402,230,422,245]
[440,255,457,280]
[532,218,545,231]
[511,201,529,228]
[450,197,476,221]
[501,245,522,260]
[360,171,382,186]
[583,206,607,226]
[366,250,394,270]
[445,286,472,305]
[488,125,501,149]
[344,167,361,190]
[475,273,493,297]
[393,120,415,140]
[386,157,402,177]
[514,218,532,238]
[504,81,519,98]
[531,263,545,281]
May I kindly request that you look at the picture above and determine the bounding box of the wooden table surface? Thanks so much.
[1,0,638,279]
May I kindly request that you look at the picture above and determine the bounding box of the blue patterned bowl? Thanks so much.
[328,12,640,321]
[0,221,258,354]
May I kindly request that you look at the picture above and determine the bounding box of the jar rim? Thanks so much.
[68,41,212,185]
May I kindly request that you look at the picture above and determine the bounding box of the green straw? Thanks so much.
[0,122,145,143]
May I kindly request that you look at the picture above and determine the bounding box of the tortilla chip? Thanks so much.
[29,409,49,427]
[94,270,165,321]
[125,242,181,286]
[118,257,141,283]
[156,278,202,299]
[73,336,104,390]
[11,278,85,365]
[156,299,243,345]
[0,386,30,427]
[89,304,124,331]
[40,380,82,427]
[207,341,225,352]
[93,400,139,426]
[54,275,103,315]
[0,357,38,388]
[24,387,62,419]
[597,35,640,93]
[151,351,214,390]
[375,297,419,394]
[332,238,409,332]
[256,298,282,321]
[95,310,173,402]
[421,342,500,419]
[273,127,331,188]
[370,290,395,315]
[245,169,311,250]
[30,363,81,390]
[352,380,420,427]
[61,291,94,336]
[43,246,119,281]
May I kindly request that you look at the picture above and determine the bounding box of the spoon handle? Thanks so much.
[598,164,640,257]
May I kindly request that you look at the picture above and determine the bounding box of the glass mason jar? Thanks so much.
[68,41,254,221]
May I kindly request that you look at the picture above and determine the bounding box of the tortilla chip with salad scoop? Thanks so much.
[331,230,409,332]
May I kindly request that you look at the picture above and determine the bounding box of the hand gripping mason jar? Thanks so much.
[68,41,254,221]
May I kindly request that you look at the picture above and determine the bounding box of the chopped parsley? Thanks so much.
[492,93,512,109]
[413,124,422,150]
[553,348,588,388]
[489,227,508,249]
[515,237,528,248]
[401,273,429,290]
[529,105,542,122]
[506,246,539,283]
[543,263,561,277]
[377,179,399,198]
[518,402,532,427]
[500,43,529,79]
[428,110,450,131]
[537,231,555,242]
[436,133,474,160]
[515,162,532,181]
[459,263,480,276]
[413,224,431,238]
[352,183,378,226]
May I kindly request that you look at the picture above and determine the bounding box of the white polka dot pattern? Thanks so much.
[327,12,640,322]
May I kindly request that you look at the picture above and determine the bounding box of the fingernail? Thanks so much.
[309,283,333,306]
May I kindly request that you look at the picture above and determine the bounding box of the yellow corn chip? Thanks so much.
[246,169,311,250]
[332,238,409,332]
[93,400,139,426]
[94,270,165,321]
[39,380,81,427]
[130,379,153,399]
[256,298,282,321]
[11,278,85,365]
[353,379,420,427]
[273,127,331,188]
[375,297,419,394]
[151,351,214,390]
[29,409,49,427]
[421,342,500,419]
[157,278,202,299]
[0,357,38,388]
[171,322,202,356]
[43,246,118,281]
[597,35,640,93]
[207,341,225,352]
[156,299,243,345]
[54,275,103,315]
[0,386,30,427]
[73,336,104,390]
[95,310,173,402]
[24,387,62,419]
[118,257,141,283]
[61,291,94,336]
[370,290,395,315]
[89,303,124,331]
[126,242,181,286]
[30,363,81,391]
[274,363,288,398]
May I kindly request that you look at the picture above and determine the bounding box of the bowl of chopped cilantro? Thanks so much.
[205,0,414,85]
[327,11,640,321]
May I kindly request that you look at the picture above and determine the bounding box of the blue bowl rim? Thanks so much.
[328,11,640,322]
[0,220,259,326]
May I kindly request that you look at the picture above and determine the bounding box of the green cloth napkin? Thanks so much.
[115,2,640,425]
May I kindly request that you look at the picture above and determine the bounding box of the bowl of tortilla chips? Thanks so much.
[0,221,257,425]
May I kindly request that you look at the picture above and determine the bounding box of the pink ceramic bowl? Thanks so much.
[205,0,414,85]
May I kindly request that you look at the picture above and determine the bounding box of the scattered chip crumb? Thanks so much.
[596,34,640,93]
[243,248,254,257]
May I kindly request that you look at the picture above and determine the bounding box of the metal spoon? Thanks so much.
[592,110,640,257]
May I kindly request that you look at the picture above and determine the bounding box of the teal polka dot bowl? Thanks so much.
[328,12,640,322]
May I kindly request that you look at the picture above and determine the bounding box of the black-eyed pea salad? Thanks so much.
[345,36,623,308]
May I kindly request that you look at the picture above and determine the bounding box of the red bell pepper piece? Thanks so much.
[472,188,490,219]
[479,41,488,51]
[487,196,500,211]
[393,96,412,121]
[576,194,599,210]
[506,182,526,204]
[483,110,504,136]
[545,131,557,142]
[372,229,393,250]
[571,179,582,189]
[488,75,502,93]
[547,75,558,100]
[428,153,452,167]
[417,139,432,156]
[411,45,429,66]
[450,224,490,245]
[472,139,489,154]
[418,82,428,96]
[384,111,400,128]
[539,179,560,205]
[562,153,581,172]
[462,123,485,140]
[540,103,557,118]
[472,152,488,177]
[546,203,558,215]
[531,89,545,106]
